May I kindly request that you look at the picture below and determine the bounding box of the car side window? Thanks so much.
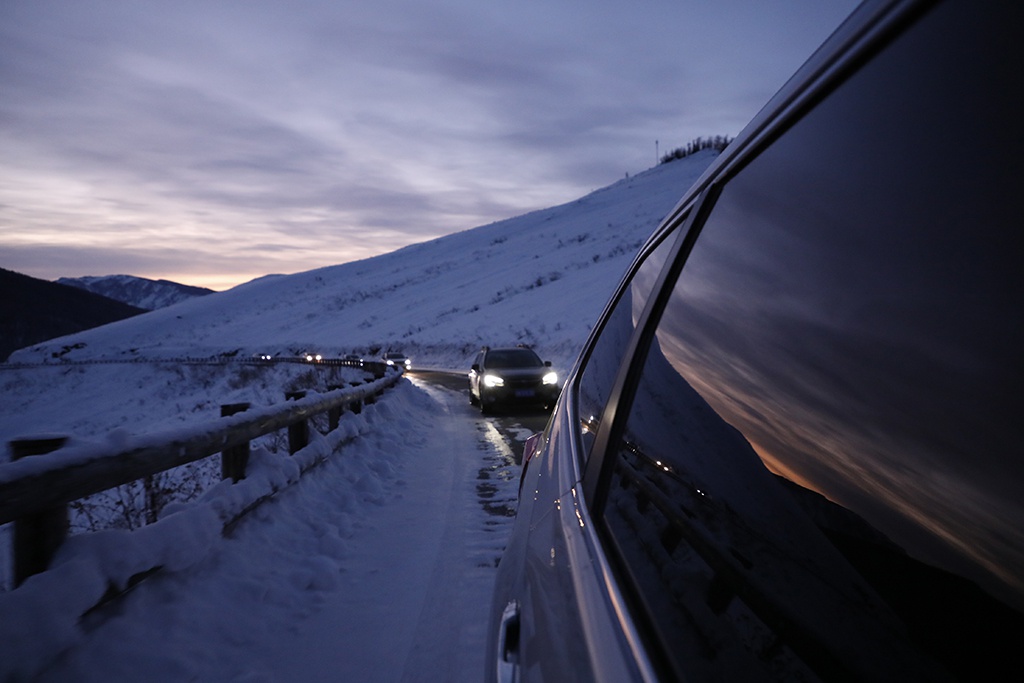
[574,225,680,462]
[600,1,1023,680]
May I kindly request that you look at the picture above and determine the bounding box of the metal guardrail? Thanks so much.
[0,356,376,370]
[1,365,402,585]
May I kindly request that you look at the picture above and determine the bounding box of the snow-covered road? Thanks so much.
[30,376,523,682]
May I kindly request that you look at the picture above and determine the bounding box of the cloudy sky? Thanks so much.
[1,0,858,291]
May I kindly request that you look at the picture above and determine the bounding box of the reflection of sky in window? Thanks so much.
[646,0,1023,606]
[628,228,677,328]
[617,333,945,677]
[659,189,1022,607]
[575,228,679,457]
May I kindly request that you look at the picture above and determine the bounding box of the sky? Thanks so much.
[0,0,858,290]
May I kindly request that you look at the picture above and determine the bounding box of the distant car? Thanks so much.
[382,351,411,370]
[486,1,1023,681]
[303,353,322,363]
[342,354,363,366]
[468,346,559,413]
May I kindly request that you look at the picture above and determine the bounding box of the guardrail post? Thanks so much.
[366,361,386,379]
[285,391,308,454]
[327,386,343,431]
[220,403,251,482]
[348,381,363,414]
[10,437,69,586]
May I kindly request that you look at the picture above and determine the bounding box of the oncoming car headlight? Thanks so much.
[483,374,505,388]
[542,371,558,385]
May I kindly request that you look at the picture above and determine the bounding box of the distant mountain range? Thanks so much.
[56,275,214,310]
[0,268,146,361]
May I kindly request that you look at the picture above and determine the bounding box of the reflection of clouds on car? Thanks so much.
[607,334,928,679]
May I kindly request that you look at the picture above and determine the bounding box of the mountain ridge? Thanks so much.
[56,275,214,310]
[10,153,717,369]
[0,268,145,361]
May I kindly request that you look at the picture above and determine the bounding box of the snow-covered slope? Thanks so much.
[13,153,715,371]
[55,275,214,310]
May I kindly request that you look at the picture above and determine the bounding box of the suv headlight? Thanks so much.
[483,374,505,388]
[542,371,558,385]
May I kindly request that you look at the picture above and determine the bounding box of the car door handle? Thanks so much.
[496,601,521,683]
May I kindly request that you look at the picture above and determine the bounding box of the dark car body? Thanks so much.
[469,347,559,413]
[486,1,1024,681]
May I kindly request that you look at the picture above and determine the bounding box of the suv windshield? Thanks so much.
[486,349,543,369]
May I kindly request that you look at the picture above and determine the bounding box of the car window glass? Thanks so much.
[575,226,679,462]
[602,1,1023,680]
[487,349,543,369]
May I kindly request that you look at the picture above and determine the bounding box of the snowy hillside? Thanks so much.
[55,275,214,310]
[12,153,716,371]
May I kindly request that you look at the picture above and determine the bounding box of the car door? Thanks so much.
[488,207,698,682]
[578,0,1024,679]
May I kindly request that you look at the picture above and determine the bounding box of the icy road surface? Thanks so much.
[33,376,528,682]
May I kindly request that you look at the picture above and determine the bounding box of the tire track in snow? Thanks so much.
[394,380,519,682]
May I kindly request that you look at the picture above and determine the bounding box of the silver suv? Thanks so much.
[487,1,1024,681]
